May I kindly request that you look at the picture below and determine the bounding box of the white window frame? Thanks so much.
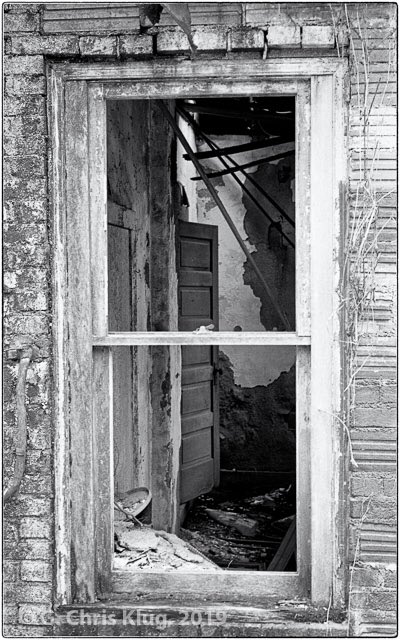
[49,57,347,608]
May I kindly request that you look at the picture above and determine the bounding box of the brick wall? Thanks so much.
[3,3,397,637]
[345,5,397,636]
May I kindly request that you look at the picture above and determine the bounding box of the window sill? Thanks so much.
[55,600,347,636]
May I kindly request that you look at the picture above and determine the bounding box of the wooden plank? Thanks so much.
[310,73,344,604]
[92,332,312,346]
[44,3,136,10]
[182,429,212,464]
[182,345,211,366]
[43,4,140,33]
[179,316,214,331]
[182,364,213,385]
[60,59,345,83]
[296,346,311,590]
[43,17,140,33]
[108,226,131,331]
[180,289,211,317]
[295,81,311,337]
[92,347,113,595]
[182,382,212,414]
[181,239,211,268]
[49,67,71,606]
[267,519,296,571]
[179,271,213,287]
[65,80,95,603]
[180,459,214,503]
[151,346,181,533]
[88,84,107,337]
[182,411,214,436]
[111,570,300,602]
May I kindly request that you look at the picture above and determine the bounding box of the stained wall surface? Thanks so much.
[3,3,397,636]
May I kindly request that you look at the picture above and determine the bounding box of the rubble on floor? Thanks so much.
[181,484,296,570]
[114,519,222,572]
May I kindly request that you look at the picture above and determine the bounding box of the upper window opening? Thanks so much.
[106,97,296,333]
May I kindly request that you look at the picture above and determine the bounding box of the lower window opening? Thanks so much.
[113,346,297,573]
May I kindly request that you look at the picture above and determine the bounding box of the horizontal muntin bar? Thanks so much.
[92,332,311,346]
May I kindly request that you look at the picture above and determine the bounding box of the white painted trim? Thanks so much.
[49,67,71,606]
[309,72,344,604]
[49,55,346,608]
[55,57,345,82]
[93,332,311,346]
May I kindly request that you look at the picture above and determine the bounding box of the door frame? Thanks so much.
[49,57,347,607]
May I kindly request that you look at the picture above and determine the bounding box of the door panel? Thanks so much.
[178,220,219,504]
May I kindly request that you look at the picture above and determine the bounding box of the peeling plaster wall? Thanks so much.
[196,135,296,386]
[107,101,152,494]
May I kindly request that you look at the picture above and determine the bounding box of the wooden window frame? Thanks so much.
[49,57,347,607]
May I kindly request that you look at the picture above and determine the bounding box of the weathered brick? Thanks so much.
[4,294,49,321]
[383,567,397,588]
[25,450,52,477]
[351,589,397,612]
[267,25,301,47]
[4,174,47,203]
[4,495,52,519]
[20,560,52,582]
[4,74,46,96]
[26,406,52,450]
[20,474,53,496]
[79,35,117,56]
[354,406,396,427]
[354,385,380,404]
[3,200,47,223]
[3,313,49,337]
[4,560,20,582]
[17,582,53,604]
[4,4,41,13]
[351,566,382,589]
[4,95,46,117]
[3,229,48,274]
[4,238,49,271]
[3,604,18,625]
[351,473,383,497]
[119,34,153,56]
[3,624,52,637]
[383,475,396,497]
[7,540,53,561]
[157,28,189,53]
[4,156,46,180]
[19,517,51,539]
[350,496,397,524]
[193,26,228,51]
[4,521,19,545]
[230,27,264,51]
[18,604,52,626]
[9,34,79,55]
[302,25,335,48]
[379,384,397,403]
[3,10,40,33]
[4,113,46,142]
[4,55,44,75]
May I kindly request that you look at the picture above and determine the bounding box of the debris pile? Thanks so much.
[181,484,296,570]
[114,517,222,572]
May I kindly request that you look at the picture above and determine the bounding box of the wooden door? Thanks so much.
[178,220,220,504]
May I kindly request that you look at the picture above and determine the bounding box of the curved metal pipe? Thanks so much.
[3,347,33,503]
